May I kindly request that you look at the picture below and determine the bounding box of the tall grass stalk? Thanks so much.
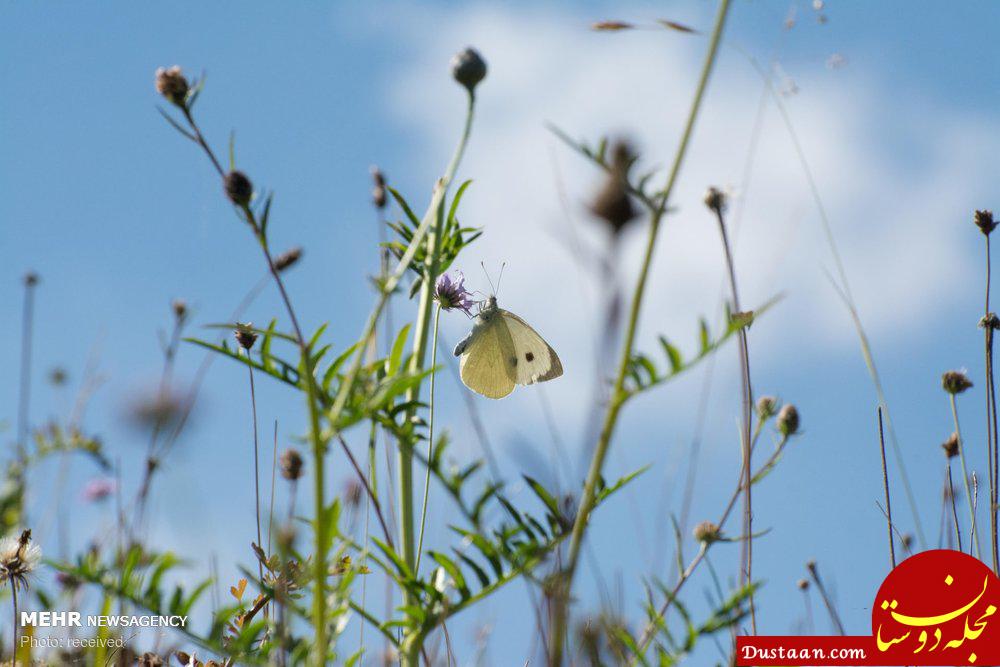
[950,394,979,557]
[549,1,732,661]
[876,408,895,568]
[707,191,756,630]
[241,345,265,587]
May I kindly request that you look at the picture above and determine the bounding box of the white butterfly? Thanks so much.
[453,296,563,399]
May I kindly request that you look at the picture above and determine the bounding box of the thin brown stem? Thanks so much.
[876,408,895,568]
[950,394,980,557]
[806,562,845,636]
[245,352,265,588]
[947,464,962,552]
[337,436,394,551]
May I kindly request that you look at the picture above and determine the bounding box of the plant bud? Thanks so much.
[172,298,188,321]
[280,448,304,480]
[942,432,960,458]
[154,66,189,107]
[234,322,258,351]
[756,396,778,420]
[796,578,809,590]
[703,186,727,213]
[777,404,799,436]
[371,166,387,210]
[941,370,973,395]
[450,47,487,93]
[692,520,721,544]
[273,246,303,272]
[975,209,997,236]
[223,170,253,207]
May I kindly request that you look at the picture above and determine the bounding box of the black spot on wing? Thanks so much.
[525,352,534,362]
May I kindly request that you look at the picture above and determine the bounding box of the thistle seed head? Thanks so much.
[703,186,727,214]
[756,395,778,420]
[0,529,41,591]
[692,520,721,544]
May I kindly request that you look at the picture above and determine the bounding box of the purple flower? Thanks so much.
[434,271,474,315]
[81,477,117,503]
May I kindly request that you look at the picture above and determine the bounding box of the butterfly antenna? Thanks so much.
[495,262,507,298]
[480,261,498,296]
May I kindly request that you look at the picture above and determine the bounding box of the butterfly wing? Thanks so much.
[499,310,563,386]
[458,316,517,399]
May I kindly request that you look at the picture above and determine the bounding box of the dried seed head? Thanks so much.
[273,246,303,272]
[223,170,253,207]
[174,652,192,666]
[975,210,997,236]
[172,298,188,322]
[234,322,258,351]
[0,529,41,591]
[280,448,304,480]
[942,432,960,458]
[805,559,817,573]
[756,396,779,420]
[981,312,1000,330]
[703,186,727,214]
[592,20,634,31]
[155,66,189,106]
[450,47,487,93]
[692,520,721,544]
[901,533,913,550]
[796,578,810,590]
[590,141,639,235]
[24,271,39,287]
[371,166,387,210]
[941,370,973,395]
[777,404,800,436]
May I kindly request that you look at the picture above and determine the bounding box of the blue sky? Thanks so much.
[4,0,1000,663]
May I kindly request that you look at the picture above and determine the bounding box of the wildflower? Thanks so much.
[942,432,960,458]
[756,396,778,420]
[942,370,973,394]
[273,246,303,272]
[371,166,387,210]
[154,66,189,107]
[434,271,474,315]
[777,404,800,436]
[0,529,41,591]
[223,170,253,207]
[172,298,188,322]
[692,520,721,544]
[703,186,727,214]
[280,448,304,481]
[590,141,638,235]
[81,477,117,503]
[234,322,258,351]
[797,578,809,590]
[975,210,997,236]
[450,47,487,93]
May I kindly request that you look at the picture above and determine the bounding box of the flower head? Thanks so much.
[756,396,778,420]
[692,520,721,544]
[82,477,117,503]
[280,448,304,481]
[434,271,474,315]
[777,403,800,436]
[975,210,997,236]
[0,529,41,591]
[234,322,258,351]
[155,66,189,107]
[942,432,960,458]
[942,370,973,395]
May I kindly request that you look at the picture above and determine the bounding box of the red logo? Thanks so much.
[736,550,1000,665]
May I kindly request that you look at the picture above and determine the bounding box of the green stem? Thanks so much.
[548,1,732,662]
[951,394,980,558]
[398,91,476,667]
[415,305,442,573]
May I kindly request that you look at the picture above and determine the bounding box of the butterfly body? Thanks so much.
[453,296,563,399]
